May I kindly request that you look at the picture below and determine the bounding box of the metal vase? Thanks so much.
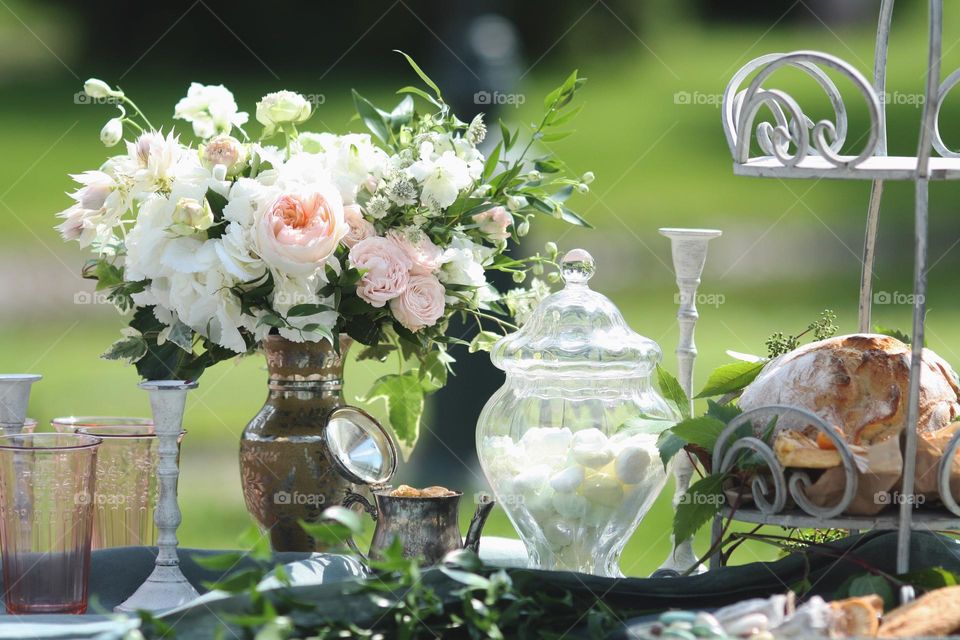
[0,374,41,432]
[116,380,198,614]
[657,228,721,576]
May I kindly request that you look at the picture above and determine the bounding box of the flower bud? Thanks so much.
[507,195,527,211]
[576,183,590,194]
[170,197,214,235]
[527,170,542,182]
[84,78,121,99]
[100,118,123,147]
[581,171,595,184]
[545,241,558,257]
[516,220,530,237]
[200,135,247,176]
[547,272,562,284]
[532,262,544,276]
[512,271,526,284]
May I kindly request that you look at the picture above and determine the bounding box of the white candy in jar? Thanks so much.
[520,427,572,461]
[614,444,656,485]
[541,517,574,548]
[549,465,585,493]
[552,492,589,519]
[570,428,614,468]
[581,471,623,507]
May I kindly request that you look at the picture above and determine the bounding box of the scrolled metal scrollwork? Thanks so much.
[722,51,883,170]
[932,68,960,158]
[938,427,960,516]
[712,404,860,519]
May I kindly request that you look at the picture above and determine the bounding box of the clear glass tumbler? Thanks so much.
[51,417,175,549]
[0,433,101,614]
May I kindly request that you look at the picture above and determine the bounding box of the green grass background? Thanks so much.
[5,2,960,574]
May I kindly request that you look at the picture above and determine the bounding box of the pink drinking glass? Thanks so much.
[0,433,101,614]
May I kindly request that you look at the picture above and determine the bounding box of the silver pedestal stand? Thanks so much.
[656,229,721,576]
[714,0,960,600]
[116,380,199,614]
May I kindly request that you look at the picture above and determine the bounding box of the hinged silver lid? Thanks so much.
[324,407,398,486]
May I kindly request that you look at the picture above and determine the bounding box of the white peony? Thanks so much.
[174,83,249,139]
[406,142,473,210]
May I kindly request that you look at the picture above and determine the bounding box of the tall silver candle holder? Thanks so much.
[116,380,199,614]
[656,228,722,576]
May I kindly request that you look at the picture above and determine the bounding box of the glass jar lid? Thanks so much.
[490,249,662,378]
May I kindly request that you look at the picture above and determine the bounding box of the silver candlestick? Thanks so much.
[657,228,722,576]
[116,380,199,614]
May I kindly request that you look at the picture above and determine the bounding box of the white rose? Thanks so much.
[169,197,214,235]
[255,186,347,276]
[256,91,312,133]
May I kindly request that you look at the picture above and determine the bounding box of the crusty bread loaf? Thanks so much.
[879,586,960,637]
[738,334,960,515]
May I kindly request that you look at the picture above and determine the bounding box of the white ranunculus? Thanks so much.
[256,91,312,133]
[406,143,473,210]
[174,83,249,139]
[100,117,123,147]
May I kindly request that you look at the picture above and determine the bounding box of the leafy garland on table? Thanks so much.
[60,56,592,453]
[138,509,625,639]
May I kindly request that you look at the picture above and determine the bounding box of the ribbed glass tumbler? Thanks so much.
[0,433,101,614]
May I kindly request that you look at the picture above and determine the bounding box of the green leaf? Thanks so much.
[469,330,501,354]
[899,566,960,592]
[93,261,124,290]
[695,360,766,398]
[705,399,742,425]
[396,86,442,109]
[286,303,334,316]
[388,95,415,129]
[202,567,263,593]
[499,119,514,151]
[657,430,687,467]
[559,206,592,228]
[656,364,690,420]
[352,89,390,144]
[621,416,676,435]
[160,321,194,354]
[539,130,574,143]
[673,472,725,545]
[483,141,502,182]
[419,349,454,392]
[873,324,915,346]
[847,574,895,609]
[362,372,425,456]
[205,188,228,240]
[670,416,728,452]
[101,335,148,364]
[394,50,443,100]
[298,506,364,550]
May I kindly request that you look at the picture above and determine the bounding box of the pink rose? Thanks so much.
[342,204,376,248]
[349,236,412,307]
[387,227,443,275]
[390,274,445,332]
[472,206,513,241]
[256,187,346,276]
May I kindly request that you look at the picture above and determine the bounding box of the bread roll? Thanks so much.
[738,334,960,515]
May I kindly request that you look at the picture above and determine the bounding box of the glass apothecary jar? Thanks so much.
[476,249,677,576]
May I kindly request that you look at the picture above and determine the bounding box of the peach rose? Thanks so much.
[256,187,346,276]
[349,236,412,307]
[387,227,443,275]
[390,274,445,332]
[472,205,513,241]
[342,204,376,248]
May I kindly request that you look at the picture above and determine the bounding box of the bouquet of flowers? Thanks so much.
[57,53,591,448]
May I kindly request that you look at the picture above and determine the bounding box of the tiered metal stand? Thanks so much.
[713,0,960,585]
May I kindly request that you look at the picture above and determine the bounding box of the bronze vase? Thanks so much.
[239,334,357,552]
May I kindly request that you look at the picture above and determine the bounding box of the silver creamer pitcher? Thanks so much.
[343,489,495,565]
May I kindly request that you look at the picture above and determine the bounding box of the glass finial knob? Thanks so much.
[560,249,595,285]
